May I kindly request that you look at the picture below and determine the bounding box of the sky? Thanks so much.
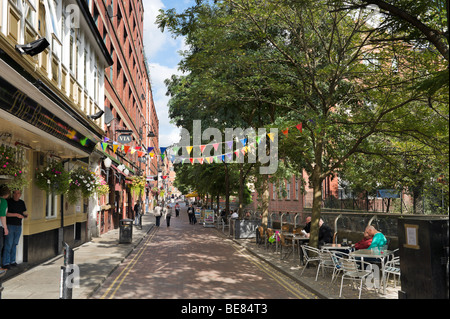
[142,0,194,148]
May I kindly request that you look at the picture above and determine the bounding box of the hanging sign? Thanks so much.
[117,134,133,144]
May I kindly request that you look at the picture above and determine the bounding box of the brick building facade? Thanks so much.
[90,0,158,234]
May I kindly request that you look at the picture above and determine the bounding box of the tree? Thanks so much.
[221,0,446,247]
[158,0,447,247]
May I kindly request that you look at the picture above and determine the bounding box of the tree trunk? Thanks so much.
[224,162,230,214]
[238,163,244,218]
[261,174,269,229]
[309,170,323,248]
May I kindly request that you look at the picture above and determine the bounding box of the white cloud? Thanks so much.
[148,62,183,146]
[143,0,187,147]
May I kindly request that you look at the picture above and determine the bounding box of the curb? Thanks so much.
[83,223,155,299]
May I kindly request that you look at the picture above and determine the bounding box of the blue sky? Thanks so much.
[142,0,194,147]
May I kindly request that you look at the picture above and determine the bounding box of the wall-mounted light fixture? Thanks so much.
[15,38,50,56]
[88,110,105,120]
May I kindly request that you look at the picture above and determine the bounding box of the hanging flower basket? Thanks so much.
[0,145,29,191]
[129,175,146,196]
[35,161,70,195]
[67,167,97,204]
[0,145,22,177]
[96,177,110,197]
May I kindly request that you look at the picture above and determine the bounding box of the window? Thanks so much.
[272,184,276,200]
[286,182,290,200]
[46,193,58,219]
[69,28,74,71]
[84,49,88,88]
[295,177,299,200]
[94,62,98,103]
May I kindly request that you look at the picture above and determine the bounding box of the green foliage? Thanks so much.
[67,167,97,204]
[35,162,70,195]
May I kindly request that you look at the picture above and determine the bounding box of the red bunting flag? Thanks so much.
[282,128,289,137]
[296,123,302,133]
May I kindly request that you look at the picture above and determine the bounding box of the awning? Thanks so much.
[185,191,198,198]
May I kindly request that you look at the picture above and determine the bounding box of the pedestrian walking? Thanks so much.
[164,205,172,227]
[133,201,141,226]
[175,203,180,217]
[153,203,162,227]
[3,190,28,269]
[187,204,195,225]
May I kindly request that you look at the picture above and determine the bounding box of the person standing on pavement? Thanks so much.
[164,205,173,227]
[153,203,162,227]
[175,202,180,217]
[187,204,195,225]
[133,200,141,225]
[3,190,28,269]
[0,185,10,274]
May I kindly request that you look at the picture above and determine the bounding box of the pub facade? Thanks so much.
[0,0,113,265]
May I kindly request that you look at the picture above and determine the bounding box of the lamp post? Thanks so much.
[104,157,112,183]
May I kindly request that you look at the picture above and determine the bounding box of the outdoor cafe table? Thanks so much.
[350,248,394,295]
[321,244,352,253]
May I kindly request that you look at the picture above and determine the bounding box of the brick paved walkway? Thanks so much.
[92,208,318,299]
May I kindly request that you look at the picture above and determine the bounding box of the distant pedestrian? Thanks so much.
[153,203,162,227]
[187,204,195,225]
[133,201,141,226]
[0,185,10,274]
[164,205,173,227]
[175,203,180,217]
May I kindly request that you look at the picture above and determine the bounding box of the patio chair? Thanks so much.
[256,226,265,247]
[266,228,276,252]
[281,224,290,233]
[300,245,320,277]
[335,255,374,299]
[279,233,294,260]
[315,250,336,281]
[383,256,400,288]
[329,250,353,282]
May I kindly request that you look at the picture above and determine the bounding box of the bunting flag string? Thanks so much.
[99,122,302,163]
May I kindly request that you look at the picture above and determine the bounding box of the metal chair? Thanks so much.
[335,255,374,299]
[266,228,276,252]
[256,226,265,247]
[329,250,353,282]
[279,233,294,260]
[315,250,336,281]
[383,256,400,288]
[300,245,320,276]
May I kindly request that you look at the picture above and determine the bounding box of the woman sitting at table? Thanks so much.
[366,225,387,249]
[354,227,373,250]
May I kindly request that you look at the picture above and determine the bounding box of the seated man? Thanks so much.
[318,219,333,245]
[354,227,373,250]
[366,225,387,249]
